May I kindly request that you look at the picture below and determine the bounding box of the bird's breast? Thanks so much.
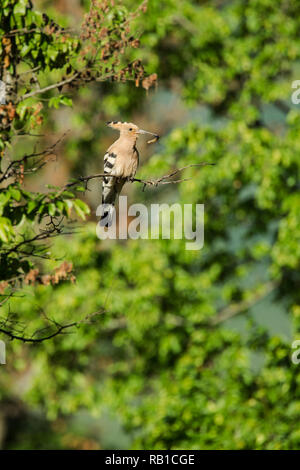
[114,150,139,178]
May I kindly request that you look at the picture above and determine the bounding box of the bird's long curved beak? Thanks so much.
[138,129,158,137]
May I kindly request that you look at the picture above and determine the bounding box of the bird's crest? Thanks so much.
[106,121,159,142]
[106,121,138,132]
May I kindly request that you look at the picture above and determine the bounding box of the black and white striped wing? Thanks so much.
[100,152,119,227]
[102,151,117,204]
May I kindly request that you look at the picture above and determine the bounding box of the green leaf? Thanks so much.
[13,0,27,16]
[49,95,73,109]
[64,199,73,217]
[48,46,59,61]
[0,192,11,216]
[48,203,56,216]
[60,96,73,107]
[26,200,37,216]
[9,187,21,201]
[73,199,90,220]
[20,44,32,57]
[0,217,14,243]
[56,201,65,213]
[48,96,61,109]
[17,102,28,121]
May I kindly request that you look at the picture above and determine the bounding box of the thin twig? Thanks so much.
[18,73,79,102]
[0,132,68,183]
[0,308,105,343]
[59,162,216,194]
[210,281,278,325]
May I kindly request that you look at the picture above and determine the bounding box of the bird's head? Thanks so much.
[106,121,159,142]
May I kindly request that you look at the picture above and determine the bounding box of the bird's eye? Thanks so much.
[129,128,133,131]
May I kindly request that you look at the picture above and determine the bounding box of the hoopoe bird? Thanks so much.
[100,121,159,227]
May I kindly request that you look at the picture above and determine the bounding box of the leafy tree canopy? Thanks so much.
[0,0,299,450]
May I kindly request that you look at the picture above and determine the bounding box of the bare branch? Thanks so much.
[0,308,105,343]
[59,162,216,193]
[0,132,68,183]
[19,73,79,102]
[210,281,278,325]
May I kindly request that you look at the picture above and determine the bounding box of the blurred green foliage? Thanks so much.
[1,0,300,450]
[0,0,90,284]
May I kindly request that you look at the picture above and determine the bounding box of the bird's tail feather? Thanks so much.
[101,179,125,228]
